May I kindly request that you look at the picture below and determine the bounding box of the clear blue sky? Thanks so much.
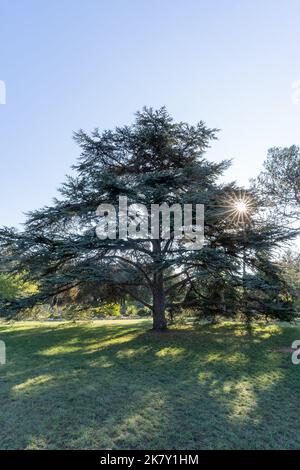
[1,0,300,227]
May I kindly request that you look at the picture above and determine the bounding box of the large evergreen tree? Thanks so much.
[0,108,296,329]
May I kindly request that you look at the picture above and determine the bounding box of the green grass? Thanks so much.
[0,319,300,449]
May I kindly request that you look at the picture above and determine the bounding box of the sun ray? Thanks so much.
[209,191,255,225]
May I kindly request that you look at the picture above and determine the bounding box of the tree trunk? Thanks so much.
[151,239,167,331]
[152,271,167,331]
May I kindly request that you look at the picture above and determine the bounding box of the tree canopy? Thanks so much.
[0,108,296,329]
[254,145,300,223]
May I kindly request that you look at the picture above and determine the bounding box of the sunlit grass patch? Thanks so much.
[155,347,186,357]
[13,374,53,393]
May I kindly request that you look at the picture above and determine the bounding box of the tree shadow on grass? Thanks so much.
[0,321,300,449]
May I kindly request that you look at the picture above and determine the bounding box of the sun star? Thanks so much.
[213,191,255,225]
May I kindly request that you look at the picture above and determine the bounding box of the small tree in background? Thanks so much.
[278,250,300,315]
[253,145,300,224]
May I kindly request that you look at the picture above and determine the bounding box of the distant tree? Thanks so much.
[0,274,21,301]
[0,273,37,301]
[253,146,300,223]
[0,108,296,329]
[278,250,300,314]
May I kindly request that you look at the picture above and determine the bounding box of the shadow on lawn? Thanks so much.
[0,321,300,449]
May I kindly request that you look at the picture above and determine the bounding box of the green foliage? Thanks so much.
[0,108,297,325]
[0,275,20,300]
[0,273,37,301]
[122,301,151,317]
[279,250,300,315]
[254,145,300,223]
[94,303,121,317]
[37,303,121,321]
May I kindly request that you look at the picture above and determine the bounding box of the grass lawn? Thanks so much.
[0,319,300,450]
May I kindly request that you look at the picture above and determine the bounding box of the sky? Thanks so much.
[0,0,300,227]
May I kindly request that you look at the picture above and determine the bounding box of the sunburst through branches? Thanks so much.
[216,191,255,225]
